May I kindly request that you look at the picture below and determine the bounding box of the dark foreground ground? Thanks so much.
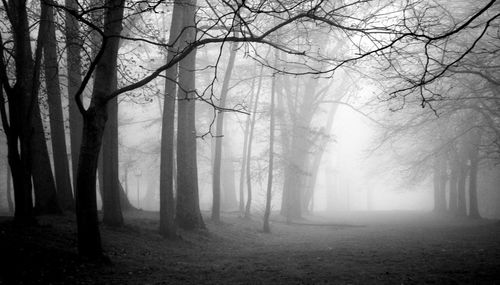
[0,210,499,284]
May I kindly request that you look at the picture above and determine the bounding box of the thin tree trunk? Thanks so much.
[176,0,204,230]
[434,152,447,213]
[7,166,14,213]
[44,0,74,212]
[212,40,237,222]
[457,144,468,217]
[448,150,458,214]
[221,143,238,210]
[263,70,276,233]
[238,70,256,214]
[468,131,481,219]
[245,66,264,219]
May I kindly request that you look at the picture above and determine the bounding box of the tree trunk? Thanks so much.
[302,101,340,212]
[238,69,257,214]
[212,40,237,222]
[7,166,14,213]
[434,152,447,213]
[31,101,61,215]
[456,143,468,217]
[159,0,184,239]
[76,109,105,258]
[221,143,238,211]
[44,0,74,212]
[263,69,276,233]
[176,0,204,230]
[448,150,458,214]
[74,0,125,258]
[65,0,84,191]
[467,131,481,219]
[102,92,123,226]
[245,66,264,219]
[8,0,42,223]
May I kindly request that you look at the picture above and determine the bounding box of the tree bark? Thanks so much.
[175,0,204,230]
[44,0,74,212]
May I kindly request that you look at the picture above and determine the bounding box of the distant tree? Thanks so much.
[212,36,238,223]
[263,62,276,233]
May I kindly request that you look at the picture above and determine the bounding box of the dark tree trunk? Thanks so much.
[6,167,14,213]
[7,0,41,223]
[102,93,123,226]
[76,108,105,258]
[65,0,84,190]
[212,40,237,222]
[44,0,74,212]
[74,0,125,258]
[175,0,204,230]
[263,68,276,233]
[31,101,61,215]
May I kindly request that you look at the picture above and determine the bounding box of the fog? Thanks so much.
[1,1,500,283]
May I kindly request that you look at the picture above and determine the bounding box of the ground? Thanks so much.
[0,210,499,284]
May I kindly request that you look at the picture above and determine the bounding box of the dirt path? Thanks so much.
[1,211,499,284]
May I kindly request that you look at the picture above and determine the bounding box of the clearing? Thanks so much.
[0,211,499,284]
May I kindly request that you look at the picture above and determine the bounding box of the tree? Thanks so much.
[43,0,74,212]
[73,0,125,258]
[65,0,83,191]
[175,0,204,230]
[263,63,276,233]
[159,0,184,239]
[0,0,59,222]
[244,66,264,219]
[212,38,238,223]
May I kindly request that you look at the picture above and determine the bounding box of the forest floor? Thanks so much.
[0,210,499,284]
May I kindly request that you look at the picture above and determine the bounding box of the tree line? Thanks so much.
[0,0,497,260]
